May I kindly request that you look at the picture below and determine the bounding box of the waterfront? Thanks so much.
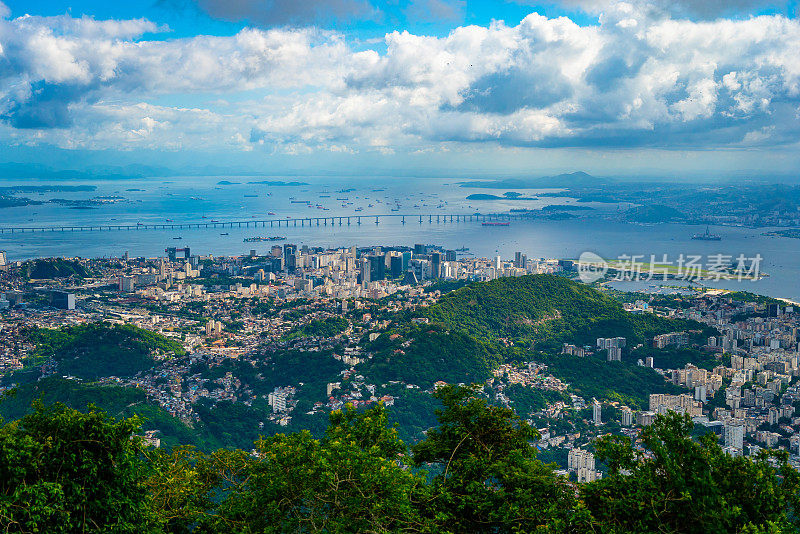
[1,175,799,301]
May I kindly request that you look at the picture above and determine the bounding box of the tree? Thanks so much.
[213,403,431,533]
[583,412,800,533]
[412,385,590,533]
[0,402,153,533]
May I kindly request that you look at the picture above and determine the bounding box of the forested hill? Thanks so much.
[424,274,696,347]
[21,323,185,380]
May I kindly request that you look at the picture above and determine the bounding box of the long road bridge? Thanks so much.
[0,212,529,234]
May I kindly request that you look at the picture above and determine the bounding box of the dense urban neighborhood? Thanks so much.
[1,243,799,483]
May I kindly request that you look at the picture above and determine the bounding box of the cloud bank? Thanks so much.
[0,3,798,157]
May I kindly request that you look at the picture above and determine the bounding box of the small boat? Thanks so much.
[173,236,183,240]
[268,212,276,215]
[220,232,229,236]
[482,222,510,227]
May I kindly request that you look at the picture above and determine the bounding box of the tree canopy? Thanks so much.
[4,390,797,533]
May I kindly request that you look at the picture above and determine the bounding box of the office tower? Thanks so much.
[390,255,403,278]
[369,255,385,281]
[445,250,457,262]
[402,251,412,271]
[271,245,282,257]
[50,291,75,310]
[430,252,443,279]
[515,251,522,268]
[285,253,297,273]
[359,258,371,284]
[414,243,426,255]
[283,243,297,258]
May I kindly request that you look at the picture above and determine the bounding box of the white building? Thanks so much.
[724,422,745,450]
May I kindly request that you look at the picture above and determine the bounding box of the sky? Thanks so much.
[0,0,799,178]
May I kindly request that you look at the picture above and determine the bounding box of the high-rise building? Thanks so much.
[0,250,6,266]
[568,448,595,471]
[414,243,426,255]
[621,406,633,426]
[607,347,622,362]
[724,422,745,449]
[390,255,403,278]
[445,250,457,262]
[430,252,443,279]
[269,390,287,413]
[50,291,75,310]
[119,276,135,292]
[593,401,602,424]
[369,255,385,281]
[359,258,371,285]
[402,251,412,271]
[694,385,707,403]
[271,245,282,257]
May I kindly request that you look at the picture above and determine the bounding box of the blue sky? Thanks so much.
[0,0,799,178]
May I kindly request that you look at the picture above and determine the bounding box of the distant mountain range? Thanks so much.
[460,171,612,189]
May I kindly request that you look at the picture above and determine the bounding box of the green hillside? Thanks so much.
[23,258,93,279]
[360,326,503,388]
[0,377,211,449]
[23,323,185,380]
[424,274,692,348]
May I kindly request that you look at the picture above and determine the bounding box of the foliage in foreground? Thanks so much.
[1,386,798,533]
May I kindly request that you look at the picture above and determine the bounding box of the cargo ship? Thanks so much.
[691,226,721,241]
[244,236,286,242]
[482,222,510,226]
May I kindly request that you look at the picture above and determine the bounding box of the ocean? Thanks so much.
[1,175,798,301]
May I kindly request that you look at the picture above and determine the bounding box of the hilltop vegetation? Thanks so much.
[360,326,503,388]
[23,323,185,379]
[22,258,92,279]
[356,275,706,408]
[424,274,699,348]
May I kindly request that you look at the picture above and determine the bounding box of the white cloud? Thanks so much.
[0,6,798,154]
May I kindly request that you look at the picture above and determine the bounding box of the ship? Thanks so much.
[244,236,287,242]
[482,222,510,226]
[692,226,721,241]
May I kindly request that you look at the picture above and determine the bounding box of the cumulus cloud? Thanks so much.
[0,6,799,153]
[531,0,788,20]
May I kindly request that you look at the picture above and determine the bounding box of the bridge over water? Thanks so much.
[0,212,529,234]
